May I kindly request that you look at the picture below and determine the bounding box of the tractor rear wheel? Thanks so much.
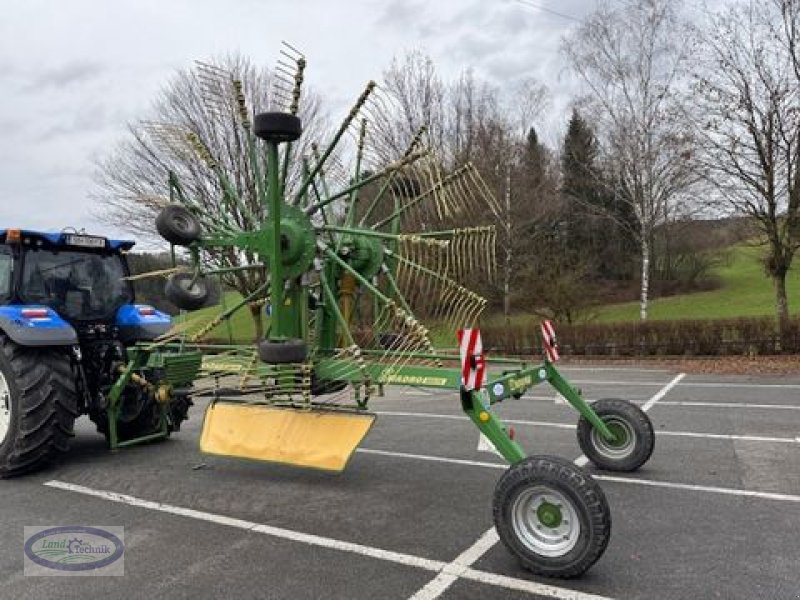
[493,455,611,578]
[0,336,78,478]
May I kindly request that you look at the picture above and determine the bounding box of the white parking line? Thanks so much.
[558,367,670,372]
[680,382,800,389]
[641,373,686,411]
[355,448,800,504]
[518,398,800,411]
[568,380,673,387]
[375,411,800,445]
[658,431,800,444]
[409,528,498,600]
[411,525,613,600]
[43,480,608,600]
[460,568,613,599]
[43,480,445,570]
[569,379,800,389]
[658,401,800,411]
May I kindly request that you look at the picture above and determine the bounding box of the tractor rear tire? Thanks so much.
[156,205,202,246]
[577,398,655,472]
[0,336,78,478]
[493,455,611,578]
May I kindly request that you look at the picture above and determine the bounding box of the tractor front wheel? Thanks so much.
[0,336,78,478]
[493,455,611,578]
[577,398,655,472]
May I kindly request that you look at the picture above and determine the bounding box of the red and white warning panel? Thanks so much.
[541,320,560,362]
[458,328,486,391]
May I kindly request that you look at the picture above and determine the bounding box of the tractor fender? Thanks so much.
[116,304,172,343]
[0,306,78,346]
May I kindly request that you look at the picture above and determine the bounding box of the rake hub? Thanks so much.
[261,206,316,279]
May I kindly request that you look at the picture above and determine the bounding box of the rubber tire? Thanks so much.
[493,455,611,579]
[165,273,211,311]
[0,336,78,478]
[254,112,303,143]
[577,398,655,472]
[155,205,202,246]
[258,338,307,364]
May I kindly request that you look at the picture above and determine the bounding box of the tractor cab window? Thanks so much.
[19,248,133,321]
[0,247,11,299]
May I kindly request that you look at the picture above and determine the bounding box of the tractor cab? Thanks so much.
[0,228,171,341]
[1,229,134,322]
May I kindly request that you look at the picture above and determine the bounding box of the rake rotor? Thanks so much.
[145,46,500,407]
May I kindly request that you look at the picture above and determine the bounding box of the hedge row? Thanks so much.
[480,317,800,357]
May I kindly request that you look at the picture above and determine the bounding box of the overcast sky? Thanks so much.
[0,0,604,241]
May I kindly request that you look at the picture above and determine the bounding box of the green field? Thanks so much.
[592,243,799,322]
[175,292,258,343]
[178,243,799,344]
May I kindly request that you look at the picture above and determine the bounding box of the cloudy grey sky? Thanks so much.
[0,0,596,241]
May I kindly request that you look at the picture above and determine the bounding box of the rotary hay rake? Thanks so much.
[138,45,656,578]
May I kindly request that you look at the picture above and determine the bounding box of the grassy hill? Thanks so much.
[592,243,799,322]
[174,292,257,343]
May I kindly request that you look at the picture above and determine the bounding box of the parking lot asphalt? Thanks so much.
[1,366,799,599]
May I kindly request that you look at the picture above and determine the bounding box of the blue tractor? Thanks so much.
[0,228,202,477]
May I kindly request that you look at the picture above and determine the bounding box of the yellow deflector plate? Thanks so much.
[200,403,376,472]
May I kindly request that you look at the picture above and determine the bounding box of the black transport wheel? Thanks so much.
[0,336,78,478]
[493,455,611,578]
[155,204,202,246]
[258,338,307,364]
[577,398,655,472]
[165,272,211,311]
[254,112,303,143]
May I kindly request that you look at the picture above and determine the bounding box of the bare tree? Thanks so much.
[378,50,447,160]
[691,0,800,336]
[379,50,556,317]
[563,0,698,320]
[94,54,325,338]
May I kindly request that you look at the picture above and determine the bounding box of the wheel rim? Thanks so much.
[590,417,636,460]
[179,278,204,297]
[0,370,11,445]
[511,486,580,557]
[173,213,191,234]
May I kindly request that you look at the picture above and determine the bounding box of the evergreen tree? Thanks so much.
[560,109,636,280]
